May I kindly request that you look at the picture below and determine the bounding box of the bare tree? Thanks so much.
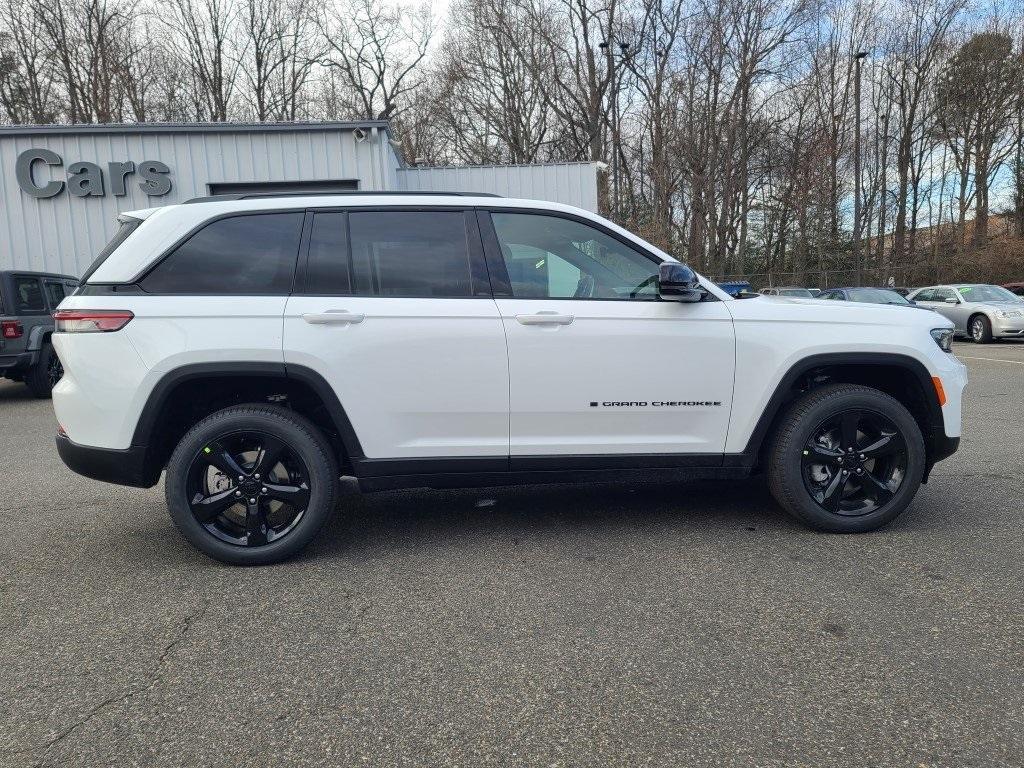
[319,0,432,121]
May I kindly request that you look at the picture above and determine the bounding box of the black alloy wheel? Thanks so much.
[187,431,311,547]
[767,383,925,533]
[801,409,907,516]
[47,353,63,388]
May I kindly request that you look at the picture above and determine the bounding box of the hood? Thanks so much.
[729,293,954,331]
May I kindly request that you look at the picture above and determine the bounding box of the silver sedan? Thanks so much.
[908,284,1024,343]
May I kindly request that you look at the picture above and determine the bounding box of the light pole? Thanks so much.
[600,38,631,219]
[853,50,868,286]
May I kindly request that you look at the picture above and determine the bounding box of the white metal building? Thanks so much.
[0,121,603,276]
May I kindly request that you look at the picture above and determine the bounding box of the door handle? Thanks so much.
[515,311,574,326]
[301,310,365,325]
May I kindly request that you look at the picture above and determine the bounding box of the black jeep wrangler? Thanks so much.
[0,271,78,397]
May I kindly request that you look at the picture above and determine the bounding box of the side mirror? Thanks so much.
[944,297,959,304]
[658,262,705,303]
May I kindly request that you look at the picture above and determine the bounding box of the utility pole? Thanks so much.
[600,38,632,219]
[853,51,868,286]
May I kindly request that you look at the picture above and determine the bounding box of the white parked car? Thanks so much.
[907,284,1024,343]
[53,193,966,564]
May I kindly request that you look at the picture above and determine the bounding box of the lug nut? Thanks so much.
[261,487,268,494]
[238,475,244,481]
[254,473,261,480]
[235,490,241,497]
[859,454,865,460]
[249,498,256,504]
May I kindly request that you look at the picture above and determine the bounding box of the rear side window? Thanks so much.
[44,281,66,308]
[305,211,478,298]
[306,212,353,295]
[142,213,304,295]
[350,211,473,298]
[13,277,46,312]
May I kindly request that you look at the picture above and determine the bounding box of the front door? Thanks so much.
[479,210,735,461]
[283,209,509,463]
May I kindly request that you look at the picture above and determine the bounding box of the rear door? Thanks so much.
[283,208,509,464]
[480,209,735,460]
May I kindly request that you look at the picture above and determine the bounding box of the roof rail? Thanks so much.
[184,190,503,204]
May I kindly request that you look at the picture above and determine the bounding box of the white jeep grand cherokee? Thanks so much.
[52,193,966,565]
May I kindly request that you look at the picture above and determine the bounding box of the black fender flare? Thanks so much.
[130,361,366,459]
[734,352,945,465]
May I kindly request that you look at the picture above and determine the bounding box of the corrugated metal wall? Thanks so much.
[0,123,399,276]
[0,123,602,277]
[396,163,602,213]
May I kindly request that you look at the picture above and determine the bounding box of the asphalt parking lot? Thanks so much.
[2,341,1023,768]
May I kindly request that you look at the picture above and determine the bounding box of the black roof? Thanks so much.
[1,270,78,280]
[183,190,503,204]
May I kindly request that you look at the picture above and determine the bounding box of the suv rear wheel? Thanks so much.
[165,405,339,565]
[767,384,925,532]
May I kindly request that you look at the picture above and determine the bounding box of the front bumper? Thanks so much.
[56,434,158,488]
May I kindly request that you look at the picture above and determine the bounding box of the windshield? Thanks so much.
[846,288,911,305]
[778,288,813,297]
[957,285,1021,303]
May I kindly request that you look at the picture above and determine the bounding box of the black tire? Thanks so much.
[165,404,339,565]
[25,343,62,398]
[767,383,925,533]
[969,314,993,344]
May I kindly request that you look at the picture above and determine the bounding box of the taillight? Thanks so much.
[53,310,134,333]
[1,320,23,339]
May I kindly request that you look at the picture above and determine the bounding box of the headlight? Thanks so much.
[930,328,954,352]
[997,310,1021,318]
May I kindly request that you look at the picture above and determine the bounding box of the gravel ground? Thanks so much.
[1,340,1022,768]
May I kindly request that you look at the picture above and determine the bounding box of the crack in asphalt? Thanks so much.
[10,601,210,767]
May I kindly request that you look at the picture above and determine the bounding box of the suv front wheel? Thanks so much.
[767,384,926,532]
[165,405,339,565]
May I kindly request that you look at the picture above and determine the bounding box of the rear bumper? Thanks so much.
[56,434,158,488]
[0,351,38,374]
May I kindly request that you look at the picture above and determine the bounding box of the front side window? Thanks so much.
[14,277,46,312]
[489,213,658,300]
[142,213,303,295]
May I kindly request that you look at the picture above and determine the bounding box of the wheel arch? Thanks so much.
[741,352,945,472]
[132,362,364,483]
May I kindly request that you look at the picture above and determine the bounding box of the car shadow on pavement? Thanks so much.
[299,477,807,562]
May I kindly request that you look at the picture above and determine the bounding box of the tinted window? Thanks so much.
[45,281,66,307]
[142,213,303,295]
[14,277,46,312]
[349,211,472,298]
[490,213,658,300]
[306,212,353,295]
